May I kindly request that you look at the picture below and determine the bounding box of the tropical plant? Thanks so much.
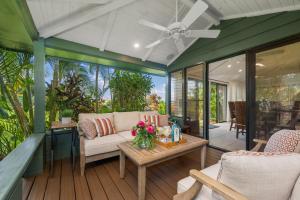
[158,100,166,114]
[61,109,74,117]
[109,70,153,112]
[54,73,95,121]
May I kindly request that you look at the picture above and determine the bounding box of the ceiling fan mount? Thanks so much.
[139,0,221,51]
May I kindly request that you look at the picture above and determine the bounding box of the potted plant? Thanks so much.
[61,109,73,124]
[131,121,156,149]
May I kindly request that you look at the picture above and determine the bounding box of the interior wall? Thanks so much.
[168,10,300,72]
[227,80,246,121]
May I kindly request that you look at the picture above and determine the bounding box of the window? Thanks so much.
[170,70,183,117]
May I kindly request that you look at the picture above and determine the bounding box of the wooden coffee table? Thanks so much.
[118,134,208,200]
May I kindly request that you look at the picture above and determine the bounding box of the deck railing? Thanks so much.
[0,133,45,200]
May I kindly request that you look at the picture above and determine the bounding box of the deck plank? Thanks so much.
[60,160,75,200]
[104,162,138,200]
[86,168,108,200]
[74,164,92,200]
[27,168,48,200]
[94,164,124,200]
[111,160,156,200]
[44,160,61,200]
[24,147,222,200]
[22,177,35,200]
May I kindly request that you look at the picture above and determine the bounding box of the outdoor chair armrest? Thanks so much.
[173,170,249,200]
[251,139,268,152]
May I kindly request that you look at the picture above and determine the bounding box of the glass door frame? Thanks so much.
[247,34,300,149]
[168,34,300,151]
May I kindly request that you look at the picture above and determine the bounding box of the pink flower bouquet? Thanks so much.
[131,120,156,149]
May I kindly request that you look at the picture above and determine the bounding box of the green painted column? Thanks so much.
[33,38,46,134]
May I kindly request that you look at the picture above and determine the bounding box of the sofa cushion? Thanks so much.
[113,112,140,132]
[118,131,135,141]
[79,113,115,127]
[264,129,300,153]
[214,151,300,200]
[79,119,97,139]
[291,175,300,200]
[84,134,126,156]
[177,162,221,200]
[139,111,158,121]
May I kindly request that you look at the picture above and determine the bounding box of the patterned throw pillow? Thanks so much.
[144,115,159,127]
[264,129,300,153]
[213,150,300,200]
[159,115,169,127]
[95,118,115,136]
[79,119,97,140]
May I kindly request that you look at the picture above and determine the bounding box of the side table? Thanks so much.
[50,121,77,175]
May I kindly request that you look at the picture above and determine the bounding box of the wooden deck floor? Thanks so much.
[23,147,223,200]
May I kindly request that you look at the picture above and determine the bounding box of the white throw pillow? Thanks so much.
[213,151,300,200]
[290,175,300,200]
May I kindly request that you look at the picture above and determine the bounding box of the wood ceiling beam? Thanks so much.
[99,10,117,51]
[39,0,137,38]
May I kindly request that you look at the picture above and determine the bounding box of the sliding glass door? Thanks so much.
[254,41,300,140]
[186,64,205,137]
[217,84,227,123]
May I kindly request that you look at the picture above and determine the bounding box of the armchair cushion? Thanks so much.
[214,151,300,200]
[291,175,300,200]
[264,130,300,153]
[177,162,221,200]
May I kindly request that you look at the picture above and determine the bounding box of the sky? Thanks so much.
[45,61,167,101]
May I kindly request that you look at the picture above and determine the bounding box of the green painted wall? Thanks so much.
[169,10,300,71]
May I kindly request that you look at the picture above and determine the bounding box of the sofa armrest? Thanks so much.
[174,170,249,200]
[251,139,268,152]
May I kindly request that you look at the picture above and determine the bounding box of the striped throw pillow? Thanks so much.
[95,118,115,136]
[144,115,159,127]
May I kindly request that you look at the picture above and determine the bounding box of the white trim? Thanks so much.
[167,23,213,66]
[221,5,300,20]
[99,11,117,51]
[27,0,111,4]
[39,0,137,38]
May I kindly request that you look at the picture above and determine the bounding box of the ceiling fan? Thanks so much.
[139,0,220,52]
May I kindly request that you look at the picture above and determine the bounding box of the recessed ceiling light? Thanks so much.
[238,69,243,72]
[133,43,140,49]
[227,64,232,68]
[256,63,265,67]
[236,61,240,64]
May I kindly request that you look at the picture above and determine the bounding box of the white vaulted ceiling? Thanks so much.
[26,0,300,65]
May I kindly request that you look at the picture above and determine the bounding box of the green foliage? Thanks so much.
[61,109,73,117]
[53,73,95,121]
[210,83,217,123]
[158,100,166,115]
[109,70,153,112]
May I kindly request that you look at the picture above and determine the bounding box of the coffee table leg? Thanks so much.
[138,166,146,200]
[120,151,125,178]
[201,145,207,170]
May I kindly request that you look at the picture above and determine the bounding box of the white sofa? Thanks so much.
[78,111,158,175]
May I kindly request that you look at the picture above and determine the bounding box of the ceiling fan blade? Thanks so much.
[139,19,168,32]
[174,38,185,53]
[181,0,208,28]
[186,30,220,38]
[145,38,165,48]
